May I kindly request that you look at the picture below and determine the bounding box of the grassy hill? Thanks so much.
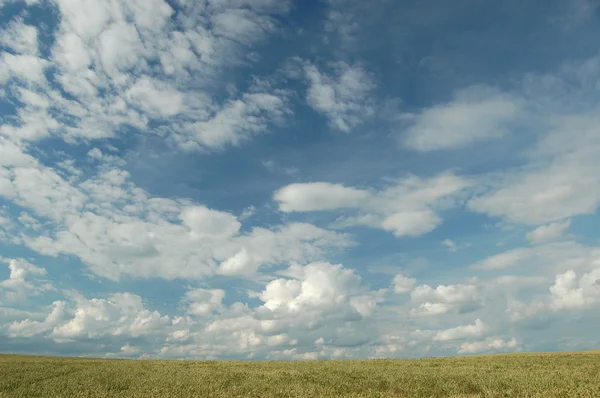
[1,351,599,397]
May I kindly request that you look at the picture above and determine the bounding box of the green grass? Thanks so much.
[1,351,599,397]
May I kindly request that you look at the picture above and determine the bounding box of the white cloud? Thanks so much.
[526,220,571,244]
[176,92,290,150]
[550,269,600,311]
[87,148,103,160]
[15,169,351,280]
[180,206,241,239]
[53,0,116,40]
[0,142,351,281]
[182,289,226,316]
[218,248,253,276]
[0,92,60,141]
[458,337,518,354]
[505,298,548,323]
[410,283,483,316]
[97,22,143,80]
[48,293,169,341]
[381,210,441,237]
[468,57,600,225]
[275,182,370,212]
[442,239,457,252]
[0,162,86,220]
[157,262,382,360]
[3,258,46,280]
[304,61,375,132]
[0,53,48,84]
[323,0,361,48]
[471,242,600,273]
[26,210,351,281]
[0,137,36,167]
[472,248,533,271]
[125,0,174,31]
[0,19,39,55]
[206,0,291,14]
[0,258,52,303]
[0,0,291,150]
[126,77,184,118]
[243,261,381,345]
[216,223,354,276]
[275,172,472,237]
[463,244,600,322]
[2,254,595,359]
[392,273,416,294]
[7,301,68,338]
[433,319,486,341]
[469,147,600,225]
[52,31,91,73]
[210,9,275,44]
[403,86,519,151]
[260,262,366,311]
[0,19,44,88]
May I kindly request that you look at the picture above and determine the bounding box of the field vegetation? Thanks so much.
[1,351,599,397]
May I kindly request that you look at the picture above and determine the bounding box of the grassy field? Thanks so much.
[1,351,599,397]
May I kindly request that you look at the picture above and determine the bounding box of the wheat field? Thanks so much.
[1,351,599,397]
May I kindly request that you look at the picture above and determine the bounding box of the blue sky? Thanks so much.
[0,0,599,359]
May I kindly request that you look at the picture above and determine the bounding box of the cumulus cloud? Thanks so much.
[147,264,379,359]
[0,143,351,281]
[458,337,518,354]
[433,319,486,342]
[126,77,184,118]
[8,293,169,343]
[392,274,416,294]
[275,182,370,212]
[550,269,600,311]
[259,262,376,317]
[198,262,383,354]
[2,254,590,359]
[180,206,241,239]
[380,210,441,237]
[0,258,53,303]
[275,172,472,237]
[183,289,226,316]
[25,204,352,281]
[7,301,68,339]
[4,261,382,359]
[217,223,354,276]
[468,245,600,324]
[410,283,483,316]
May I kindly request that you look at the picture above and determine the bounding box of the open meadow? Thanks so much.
[0,351,599,397]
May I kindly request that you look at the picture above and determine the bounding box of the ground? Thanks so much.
[1,351,599,397]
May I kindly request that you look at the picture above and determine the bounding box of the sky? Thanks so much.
[0,0,599,360]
